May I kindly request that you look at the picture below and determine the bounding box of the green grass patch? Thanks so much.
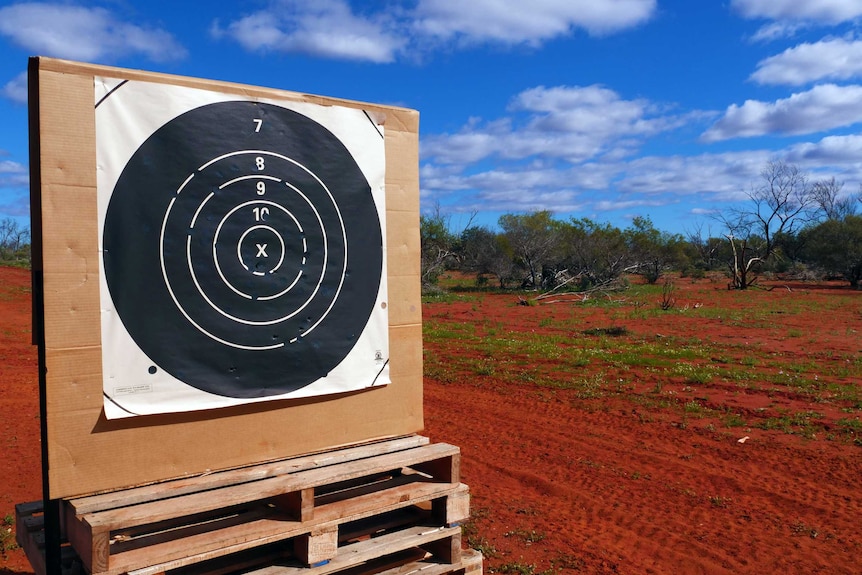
[0,283,30,301]
[490,562,544,575]
[671,362,716,384]
[758,411,824,438]
[422,290,862,430]
[504,528,546,543]
[1,513,19,557]
[723,413,748,428]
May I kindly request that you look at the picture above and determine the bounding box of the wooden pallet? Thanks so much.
[16,436,480,575]
[15,501,83,575]
[17,502,481,575]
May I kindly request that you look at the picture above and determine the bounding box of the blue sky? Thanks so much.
[2,0,862,235]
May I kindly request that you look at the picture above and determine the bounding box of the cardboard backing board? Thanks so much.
[29,57,423,499]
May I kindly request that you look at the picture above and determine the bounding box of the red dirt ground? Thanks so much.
[1,267,41,574]
[1,266,860,574]
[422,277,862,575]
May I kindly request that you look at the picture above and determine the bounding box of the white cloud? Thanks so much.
[418,85,763,217]
[0,157,28,189]
[422,123,862,221]
[420,154,623,216]
[0,155,29,218]
[413,0,656,44]
[211,0,404,63]
[731,0,862,24]
[0,158,26,172]
[0,194,30,217]
[617,152,770,199]
[751,37,862,85]
[0,3,187,63]
[787,133,862,163]
[2,72,27,104]
[702,84,862,141]
[593,198,666,211]
[215,0,656,62]
[422,85,694,166]
[420,159,625,215]
[748,21,807,42]
[421,150,770,218]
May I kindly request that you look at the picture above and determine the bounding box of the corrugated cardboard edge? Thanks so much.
[31,57,423,499]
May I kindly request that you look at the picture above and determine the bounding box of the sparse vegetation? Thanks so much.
[659,278,676,310]
[504,529,546,544]
[1,514,18,558]
[0,218,30,268]
[423,278,862,443]
[490,561,541,575]
[462,508,499,558]
[421,161,862,295]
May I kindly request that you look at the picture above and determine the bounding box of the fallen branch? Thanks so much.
[526,277,629,305]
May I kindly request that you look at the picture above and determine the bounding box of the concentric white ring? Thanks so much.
[211,201,305,306]
[158,150,349,349]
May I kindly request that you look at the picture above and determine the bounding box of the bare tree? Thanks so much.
[719,161,815,289]
[685,222,723,271]
[419,204,477,289]
[811,177,859,221]
[0,217,30,265]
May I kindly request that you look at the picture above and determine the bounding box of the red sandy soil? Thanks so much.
[1,266,860,574]
[422,277,862,575]
[1,266,41,574]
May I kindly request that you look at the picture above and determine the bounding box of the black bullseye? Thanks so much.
[102,101,383,398]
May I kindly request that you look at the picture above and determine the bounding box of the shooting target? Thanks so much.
[96,79,389,418]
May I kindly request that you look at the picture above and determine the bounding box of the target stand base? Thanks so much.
[15,436,483,575]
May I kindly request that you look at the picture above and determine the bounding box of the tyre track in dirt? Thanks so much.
[424,375,862,574]
[426,381,742,573]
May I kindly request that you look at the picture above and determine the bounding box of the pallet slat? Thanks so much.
[70,436,431,515]
[247,525,461,575]
[73,443,459,529]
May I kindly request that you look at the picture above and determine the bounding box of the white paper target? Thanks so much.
[95,78,389,419]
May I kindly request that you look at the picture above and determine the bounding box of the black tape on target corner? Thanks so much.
[101,98,383,404]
